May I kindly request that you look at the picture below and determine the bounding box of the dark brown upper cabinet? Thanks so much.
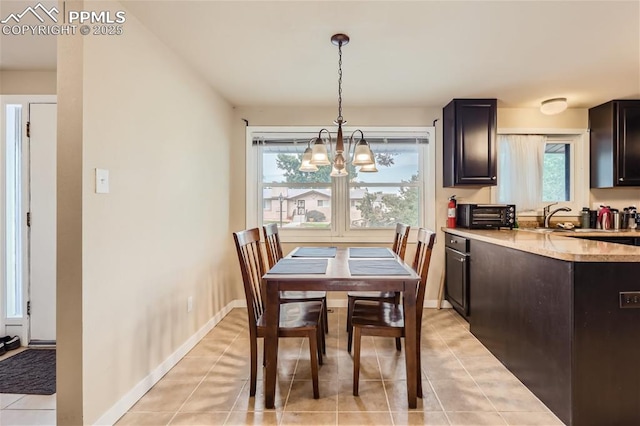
[590,100,640,188]
[443,99,497,187]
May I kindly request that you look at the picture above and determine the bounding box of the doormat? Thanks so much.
[0,349,55,395]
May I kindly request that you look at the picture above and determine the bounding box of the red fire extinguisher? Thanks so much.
[447,195,457,228]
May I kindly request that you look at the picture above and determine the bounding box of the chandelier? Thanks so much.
[298,33,377,177]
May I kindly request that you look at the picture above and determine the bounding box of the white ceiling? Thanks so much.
[2,0,639,109]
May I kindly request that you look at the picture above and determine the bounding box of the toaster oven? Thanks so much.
[456,204,516,229]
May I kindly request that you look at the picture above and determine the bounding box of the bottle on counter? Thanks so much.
[580,207,590,229]
[612,209,621,230]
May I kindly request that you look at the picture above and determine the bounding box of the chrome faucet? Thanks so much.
[543,202,571,228]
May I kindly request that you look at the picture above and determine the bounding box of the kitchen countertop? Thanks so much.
[442,227,640,262]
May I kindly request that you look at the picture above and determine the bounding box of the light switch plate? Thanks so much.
[95,168,109,194]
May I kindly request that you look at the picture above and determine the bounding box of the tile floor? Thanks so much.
[0,308,565,425]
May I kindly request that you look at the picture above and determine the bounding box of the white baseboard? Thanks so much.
[94,297,451,425]
[94,299,244,426]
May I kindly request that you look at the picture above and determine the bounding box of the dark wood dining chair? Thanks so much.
[345,223,410,348]
[351,228,436,397]
[233,228,324,399]
[263,223,329,334]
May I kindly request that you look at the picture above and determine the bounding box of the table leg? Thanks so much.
[264,280,280,409]
[403,280,418,408]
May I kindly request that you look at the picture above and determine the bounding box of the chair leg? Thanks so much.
[316,323,324,365]
[347,321,353,353]
[250,337,258,397]
[308,331,320,399]
[417,336,423,398]
[353,326,362,396]
[346,296,355,332]
[323,298,329,334]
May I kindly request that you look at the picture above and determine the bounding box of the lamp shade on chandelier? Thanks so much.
[298,34,377,177]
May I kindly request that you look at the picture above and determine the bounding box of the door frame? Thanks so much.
[0,95,57,343]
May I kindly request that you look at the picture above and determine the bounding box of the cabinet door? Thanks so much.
[617,101,640,186]
[445,247,469,316]
[445,99,497,186]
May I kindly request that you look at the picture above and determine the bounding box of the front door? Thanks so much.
[28,103,57,344]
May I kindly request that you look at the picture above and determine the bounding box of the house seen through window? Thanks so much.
[251,128,432,236]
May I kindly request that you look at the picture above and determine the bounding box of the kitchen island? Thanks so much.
[443,228,640,426]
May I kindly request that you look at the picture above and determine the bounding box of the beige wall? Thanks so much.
[0,71,57,94]
[57,1,234,423]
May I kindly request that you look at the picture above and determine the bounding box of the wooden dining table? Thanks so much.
[262,246,422,409]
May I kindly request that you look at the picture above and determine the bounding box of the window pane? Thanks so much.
[262,145,331,184]
[543,143,570,201]
[263,187,331,229]
[350,186,419,228]
[351,144,419,183]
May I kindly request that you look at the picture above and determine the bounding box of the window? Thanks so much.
[247,126,435,242]
[494,130,588,216]
[543,143,570,202]
[263,199,272,210]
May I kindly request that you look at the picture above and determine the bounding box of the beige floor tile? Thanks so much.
[338,411,393,425]
[180,379,246,412]
[337,355,382,381]
[0,408,57,425]
[231,379,290,412]
[163,356,218,381]
[422,354,471,381]
[114,411,174,425]
[284,380,338,412]
[0,394,24,409]
[378,354,407,380]
[130,381,199,412]
[280,411,336,425]
[430,379,494,412]
[457,355,516,382]
[225,410,281,425]
[446,411,507,425]
[294,353,339,381]
[475,379,548,412]
[169,411,228,425]
[385,380,443,412]
[500,411,564,425]
[392,411,451,425]
[337,380,389,412]
[186,339,231,358]
[442,336,492,357]
[6,394,56,410]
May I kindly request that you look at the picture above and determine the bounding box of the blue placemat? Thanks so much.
[269,259,328,274]
[349,247,395,258]
[348,259,412,276]
[292,247,337,258]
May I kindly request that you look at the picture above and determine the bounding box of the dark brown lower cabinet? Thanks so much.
[470,239,640,426]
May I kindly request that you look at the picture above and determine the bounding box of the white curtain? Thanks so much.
[497,135,546,212]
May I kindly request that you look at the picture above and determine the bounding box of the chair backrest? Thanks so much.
[233,228,267,333]
[392,223,411,260]
[263,223,283,268]
[411,228,436,327]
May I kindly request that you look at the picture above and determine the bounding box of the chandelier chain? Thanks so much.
[337,41,343,122]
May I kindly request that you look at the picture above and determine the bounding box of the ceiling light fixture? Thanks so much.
[299,33,376,177]
[540,97,568,115]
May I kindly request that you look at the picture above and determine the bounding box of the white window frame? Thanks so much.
[491,128,589,217]
[246,126,436,243]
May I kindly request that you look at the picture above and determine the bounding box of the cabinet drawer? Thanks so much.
[445,233,469,252]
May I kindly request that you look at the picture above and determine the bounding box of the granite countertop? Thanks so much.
[442,227,640,262]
